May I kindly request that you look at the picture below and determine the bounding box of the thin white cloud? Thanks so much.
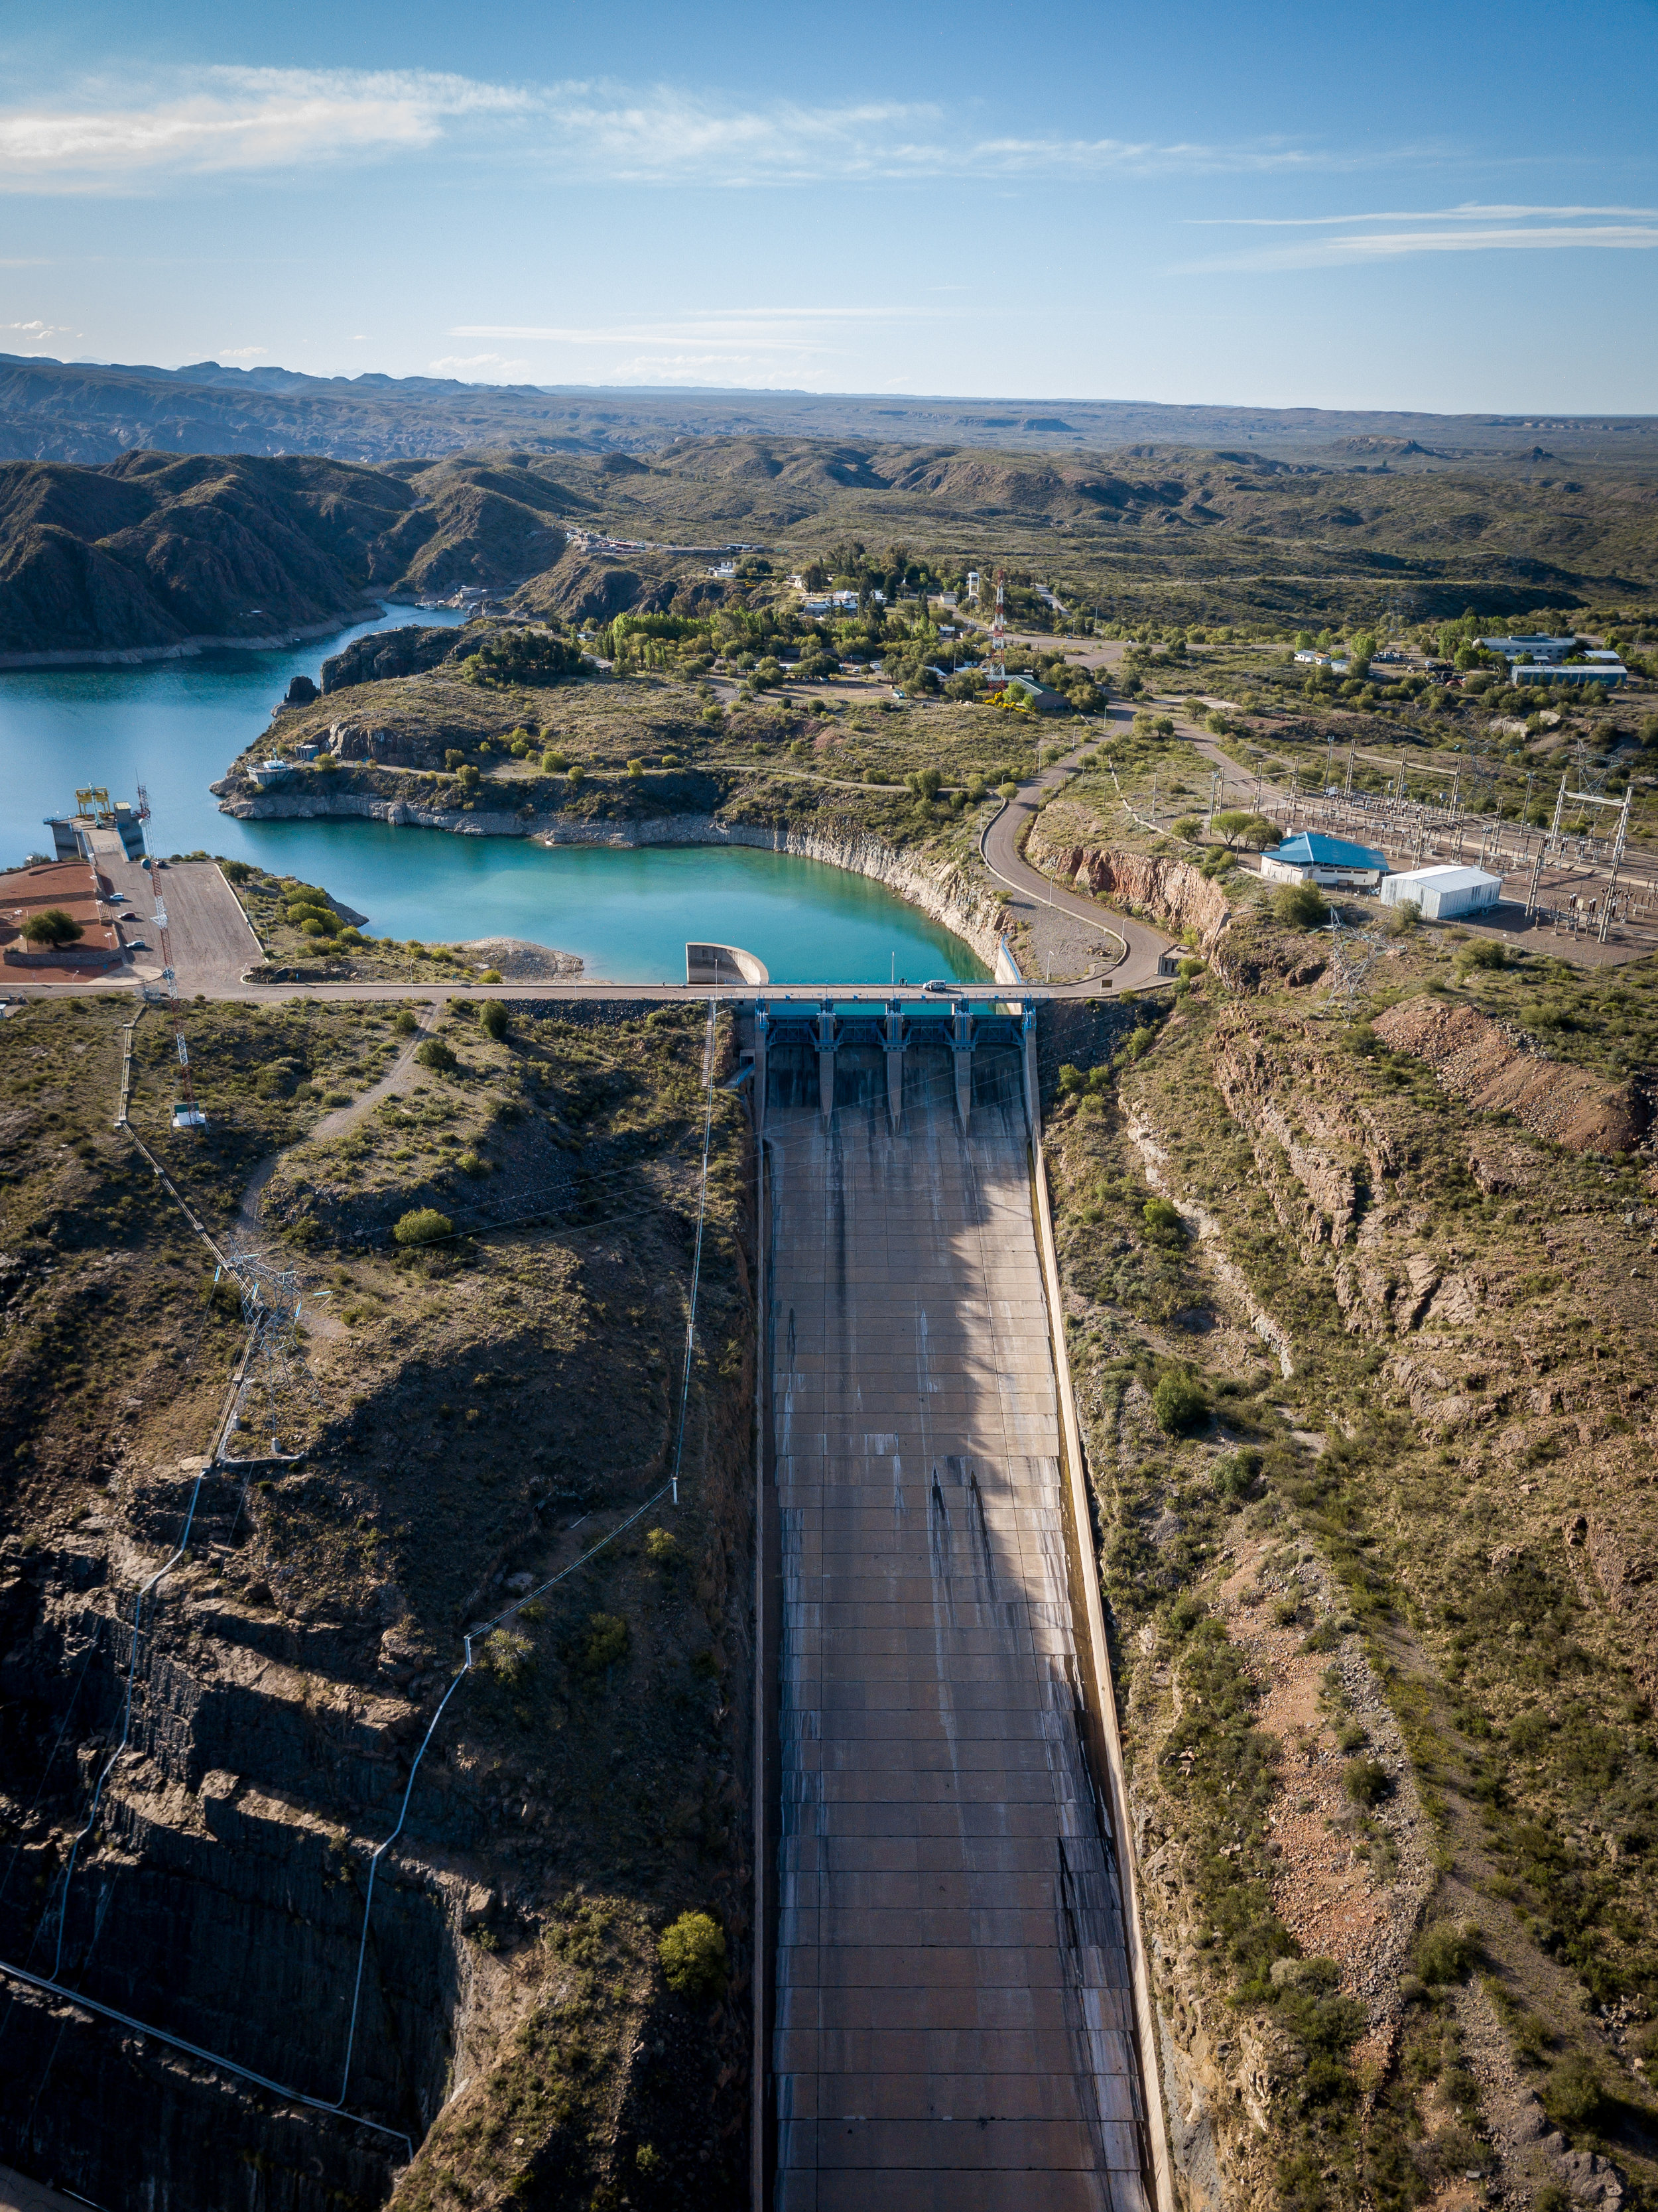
[216,343,267,359]
[0,66,1403,191]
[0,67,532,188]
[4,318,72,337]
[1194,200,1658,227]
[1184,208,1658,271]
[428,351,531,378]
[442,307,920,388]
[452,307,929,356]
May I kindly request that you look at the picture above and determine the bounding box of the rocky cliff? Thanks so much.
[1373,995,1648,1153]
[0,996,757,2211]
[1026,806,1233,952]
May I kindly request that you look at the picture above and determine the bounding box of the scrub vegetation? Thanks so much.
[0,995,756,2209]
[1039,908,1658,2212]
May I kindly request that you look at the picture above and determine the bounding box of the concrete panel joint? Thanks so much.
[761,1064,1169,2212]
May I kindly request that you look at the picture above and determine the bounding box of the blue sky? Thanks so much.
[1,0,1655,412]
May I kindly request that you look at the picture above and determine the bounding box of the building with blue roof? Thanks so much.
[1259,830,1390,889]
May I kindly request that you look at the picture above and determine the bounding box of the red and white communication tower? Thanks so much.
[144,828,207,1133]
[989,567,1007,676]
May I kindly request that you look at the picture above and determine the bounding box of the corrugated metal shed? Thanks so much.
[1379,865,1502,919]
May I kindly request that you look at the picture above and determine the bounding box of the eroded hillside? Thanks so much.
[1039,928,1658,2212]
[0,993,755,2209]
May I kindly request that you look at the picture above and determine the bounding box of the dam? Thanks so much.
[755,999,1161,2211]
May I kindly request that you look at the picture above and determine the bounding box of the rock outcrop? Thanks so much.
[1026,812,1232,950]
[321,623,471,694]
[1209,1016,1399,1255]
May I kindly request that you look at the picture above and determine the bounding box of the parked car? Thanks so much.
[922,978,958,995]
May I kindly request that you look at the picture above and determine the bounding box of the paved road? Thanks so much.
[980,746,1172,992]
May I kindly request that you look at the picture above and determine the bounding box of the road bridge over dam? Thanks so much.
[753,999,1168,2212]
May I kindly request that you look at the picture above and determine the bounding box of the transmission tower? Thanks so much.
[1318,910,1387,1018]
[1570,733,1608,798]
[220,1243,319,1459]
[989,567,1007,678]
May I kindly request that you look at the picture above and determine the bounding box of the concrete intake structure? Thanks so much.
[758,1018,1165,2211]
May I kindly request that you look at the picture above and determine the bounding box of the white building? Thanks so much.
[1379,865,1503,920]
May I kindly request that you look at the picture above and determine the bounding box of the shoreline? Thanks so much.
[220,789,1007,972]
[0,602,401,672]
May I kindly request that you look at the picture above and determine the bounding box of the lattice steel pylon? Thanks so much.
[219,1243,319,1459]
[1318,910,1387,1018]
[1570,733,1609,798]
[1458,752,1501,816]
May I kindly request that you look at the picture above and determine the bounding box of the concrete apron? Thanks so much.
[762,1078,1157,2212]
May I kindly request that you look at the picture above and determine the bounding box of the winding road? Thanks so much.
[980,747,1171,991]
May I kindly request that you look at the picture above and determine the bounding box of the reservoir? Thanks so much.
[0,609,985,985]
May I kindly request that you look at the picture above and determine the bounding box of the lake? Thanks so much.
[0,609,985,985]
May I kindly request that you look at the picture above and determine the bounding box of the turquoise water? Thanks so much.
[0,609,984,985]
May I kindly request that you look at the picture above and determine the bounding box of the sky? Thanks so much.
[1,0,1655,414]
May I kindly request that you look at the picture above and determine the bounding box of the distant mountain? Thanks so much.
[0,451,583,659]
[3,431,1652,660]
[1,351,1653,474]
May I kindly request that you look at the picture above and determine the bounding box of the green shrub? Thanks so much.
[1458,938,1507,971]
[478,1628,532,1685]
[393,1010,419,1035]
[1542,2056,1606,2133]
[1152,1369,1208,1436]
[1414,1919,1482,1986]
[415,1038,458,1072]
[645,1528,682,1571]
[1343,1756,1391,1807]
[1143,1197,1184,1244]
[1214,1451,1259,1501]
[1270,881,1330,930]
[658,1910,728,2001]
[478,999,509,1041]
[580,1612,629,1674]
[393,1207,453,1247]
[221,859,253,884]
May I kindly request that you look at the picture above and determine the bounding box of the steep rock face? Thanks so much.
[1373,996,1647,1152]
[1209,1016,1399,1255]
[322,624,473,693]
[1026,813,1232,950]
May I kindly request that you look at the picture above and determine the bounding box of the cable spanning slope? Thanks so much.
[763,1073,1154,2212]
[0,1001,727,2189]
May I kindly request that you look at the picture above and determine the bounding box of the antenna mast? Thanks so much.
[989,567,1007,678]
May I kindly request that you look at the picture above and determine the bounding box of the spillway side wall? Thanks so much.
[1027,1036,1177,2212]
